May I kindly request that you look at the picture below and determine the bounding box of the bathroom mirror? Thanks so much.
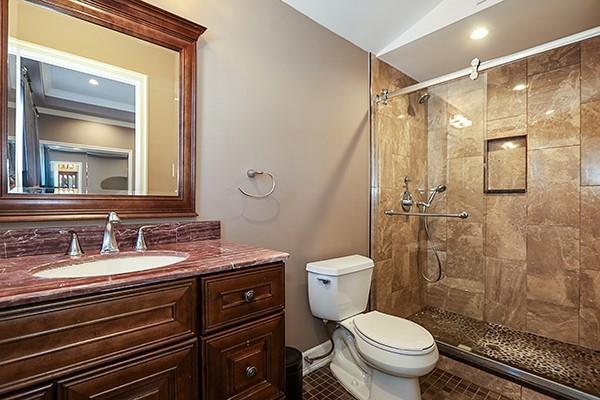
[0,0,205,220]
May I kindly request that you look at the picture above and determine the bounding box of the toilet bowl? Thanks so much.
[307,255,438,400]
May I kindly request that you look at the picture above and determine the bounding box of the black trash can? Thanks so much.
[285,346,303,400]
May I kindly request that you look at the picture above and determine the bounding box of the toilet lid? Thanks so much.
[353,311,435,353]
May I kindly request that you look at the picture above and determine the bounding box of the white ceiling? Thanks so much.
[282,0,600,82]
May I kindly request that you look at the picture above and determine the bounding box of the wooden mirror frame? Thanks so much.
[0,0,205,222]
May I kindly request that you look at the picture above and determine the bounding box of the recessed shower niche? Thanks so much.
[484,135,527,193]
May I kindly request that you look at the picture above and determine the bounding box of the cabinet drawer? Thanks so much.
[202,314,284,400]
[57,340,197,400]
[0,385,53,400]
[0,279,196,395]
[201,264,284,333]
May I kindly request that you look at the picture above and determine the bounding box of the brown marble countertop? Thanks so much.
[0,239,289,309]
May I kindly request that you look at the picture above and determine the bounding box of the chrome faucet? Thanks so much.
[135,225,155,251]
[65,231,84,257]
[100,212,121,254]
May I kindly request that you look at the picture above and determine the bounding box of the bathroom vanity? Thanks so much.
[0,227,288,400]
[0,0,290,398]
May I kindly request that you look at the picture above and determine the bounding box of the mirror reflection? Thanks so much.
[7,0,181,196]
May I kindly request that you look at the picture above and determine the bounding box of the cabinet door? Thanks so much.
[0,385,53,400]
[57,340,197,400]
[0,279,195,395]
[202,314,284,400]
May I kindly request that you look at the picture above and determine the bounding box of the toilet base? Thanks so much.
[329,327,423,400]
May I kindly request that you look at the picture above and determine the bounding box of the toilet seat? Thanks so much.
[352,311,435,356]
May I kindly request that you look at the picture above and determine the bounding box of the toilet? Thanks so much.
[306,255,438,400]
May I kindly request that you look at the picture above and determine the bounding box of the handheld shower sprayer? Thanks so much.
[427,184,446,206]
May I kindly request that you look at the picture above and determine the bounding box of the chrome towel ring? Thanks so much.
[238,169,276,198]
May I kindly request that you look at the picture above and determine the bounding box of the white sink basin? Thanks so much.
[34,253,188,279]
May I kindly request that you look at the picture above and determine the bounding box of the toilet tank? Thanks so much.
[306,255,374,322]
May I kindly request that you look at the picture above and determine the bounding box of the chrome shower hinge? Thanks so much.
[470,58,481,80]
[375,88,389,105]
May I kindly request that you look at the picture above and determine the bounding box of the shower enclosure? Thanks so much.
[370,34,600,400]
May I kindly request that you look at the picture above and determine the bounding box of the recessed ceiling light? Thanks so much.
[513,83,527,91]
[470,27,489,40]
[88,78,99,86]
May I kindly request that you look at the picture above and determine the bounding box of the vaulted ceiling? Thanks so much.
[282,0,600,82]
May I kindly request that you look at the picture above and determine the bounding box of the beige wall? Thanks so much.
[143,0,370,350]
[0,0,370,351]
[38,115,134,151]
[10,0,179,195]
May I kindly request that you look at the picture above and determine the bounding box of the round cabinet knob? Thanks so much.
[243,289,255,303]
[245,366,257,379]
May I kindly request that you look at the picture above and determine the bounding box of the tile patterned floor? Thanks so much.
[303,366,512,400]
[409,307,600,397]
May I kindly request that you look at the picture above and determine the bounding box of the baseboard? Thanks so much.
[302,340,333,376]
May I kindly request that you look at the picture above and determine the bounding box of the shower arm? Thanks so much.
[384,210,469,219]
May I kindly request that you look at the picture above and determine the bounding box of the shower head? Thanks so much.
[418,93,431,104]
[433,184,446,193]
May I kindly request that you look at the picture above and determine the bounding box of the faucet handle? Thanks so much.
[135,225,154,251]
[65,231,84,257]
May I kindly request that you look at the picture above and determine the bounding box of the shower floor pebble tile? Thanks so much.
[303,366,512,400]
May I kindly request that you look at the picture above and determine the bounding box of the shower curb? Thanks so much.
[438,341,599,400]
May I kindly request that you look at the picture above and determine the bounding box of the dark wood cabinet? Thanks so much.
[1,386,53,400]
[0,279,196,394]
[0,263,285,400]
[56,340,197,400]
[201,263,285,334]
[202,314,285,400]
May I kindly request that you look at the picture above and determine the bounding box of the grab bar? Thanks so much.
[384,210,469,219]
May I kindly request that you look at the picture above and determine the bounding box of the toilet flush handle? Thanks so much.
[317,278,331,285]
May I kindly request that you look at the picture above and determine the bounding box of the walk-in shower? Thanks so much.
[370,30,600,400]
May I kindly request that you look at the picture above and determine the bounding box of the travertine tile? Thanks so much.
[485,257,527,330]
[527,225,580,308]
[527,43,580,76]
[391,235,419,291]
[581,100,600,186]
[581,36,600,104]
[371,188,394,261]
[527,64,580,150]
[447,78,484,159]
[581,186,600,271]
[485,195,527,261]
[487,60,527,121]
[526,299,579,344]
[371,258,393,313]
[580,269,600,350]
[371,54,416,94]
[448,156,485,223]
[527,225,580,275]
[445,277,485,320]
[391,286,422,318]
[447,221,484,282]
[487,114,527,139]
[528,146,580,226]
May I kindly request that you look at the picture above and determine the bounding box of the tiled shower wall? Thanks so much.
[371,36,600,350]
[370,55,428,317]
